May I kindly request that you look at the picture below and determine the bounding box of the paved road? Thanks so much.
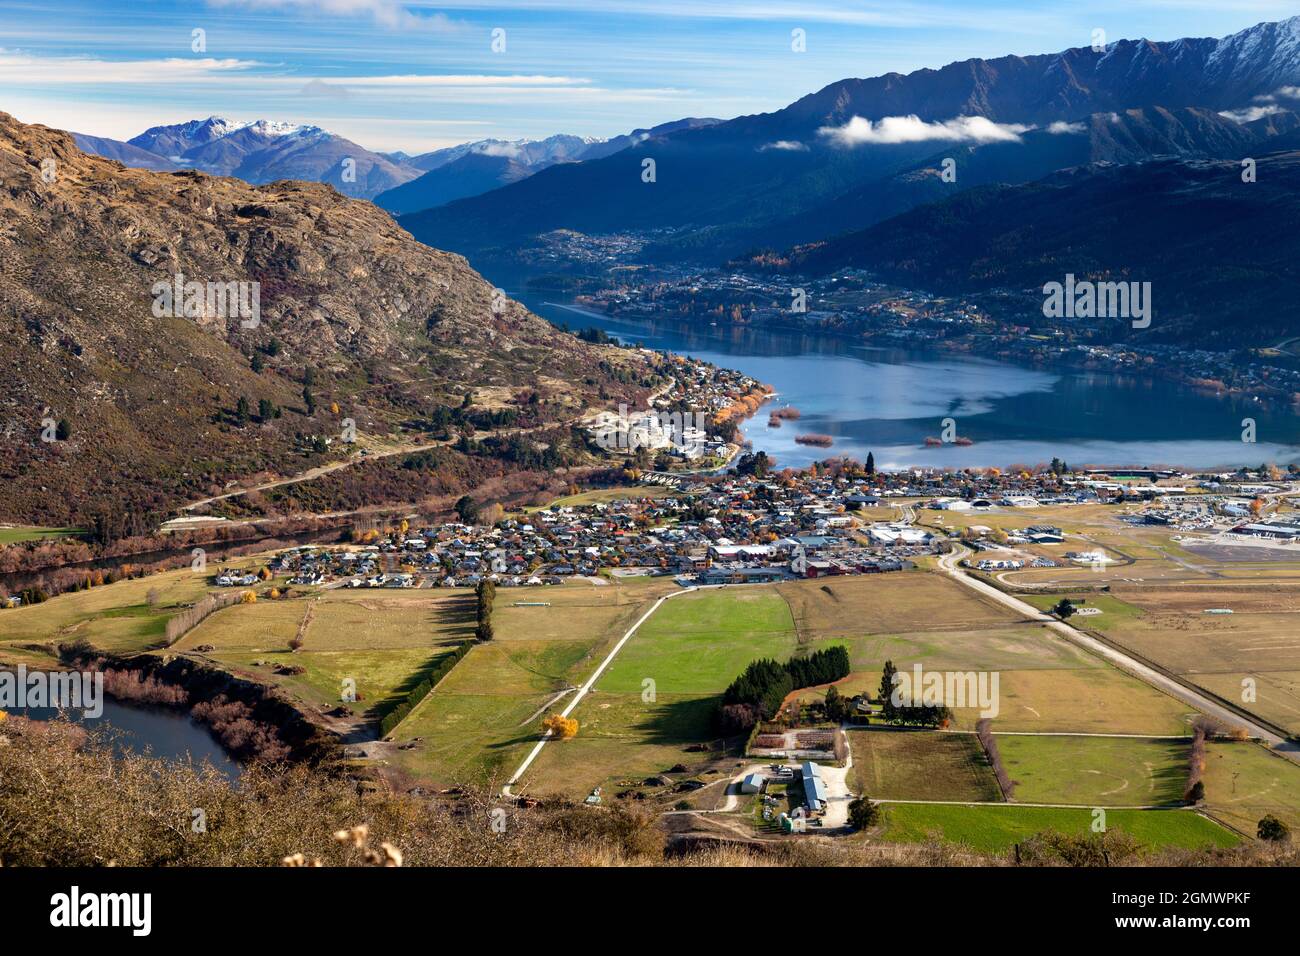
[937,544,1300,762]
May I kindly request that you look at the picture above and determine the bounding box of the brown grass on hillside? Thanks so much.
[1,721,1295,868]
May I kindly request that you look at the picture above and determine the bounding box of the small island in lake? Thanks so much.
[767,406,801,428]
[924,436,974,446]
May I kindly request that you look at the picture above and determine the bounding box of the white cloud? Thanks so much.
[1253,85,1300,103]
[0,50,259,85]
[331,74,592,88]
[206,0,461,32]
[1046,120,1086,134]
[818,114,1031,146]
[759,139,808,151]
[1220,104,1284,123]
[480,141,523,157]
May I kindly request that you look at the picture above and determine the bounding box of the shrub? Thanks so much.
[848,797,882,830]
[1258,814,1291,842]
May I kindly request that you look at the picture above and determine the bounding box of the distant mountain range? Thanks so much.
[371,133,602,214]
[104,117,420,200]
[372,120,719,214]
[70,116,722,207]
[52,16,1300,351]
[400,16,1300,267]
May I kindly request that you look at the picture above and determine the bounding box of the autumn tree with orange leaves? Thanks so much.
[541,714,579,739]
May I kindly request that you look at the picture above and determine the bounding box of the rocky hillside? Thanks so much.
[0,113,647,525]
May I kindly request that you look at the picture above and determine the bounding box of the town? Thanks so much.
[185,463,1300,598]
[522,241,1300,410]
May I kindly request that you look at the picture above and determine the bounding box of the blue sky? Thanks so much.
[2,0,1299,152]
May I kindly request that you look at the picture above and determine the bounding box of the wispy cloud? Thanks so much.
[1220,104,1284,123]
[0,49,259,85]
[759,139,809,151]
[819,114,1031,146]
[331,74,592,88]
[1045,120,1086,134]
[397,0,1063,33]
[206,0,463,32]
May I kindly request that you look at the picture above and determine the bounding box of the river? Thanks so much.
[13,693,241,780]
[513,291,1300,472]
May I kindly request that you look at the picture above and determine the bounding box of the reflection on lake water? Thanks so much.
[517,295,1300,472]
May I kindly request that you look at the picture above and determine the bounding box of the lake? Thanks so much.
[13,693,241,780]
[514,292,1300,472]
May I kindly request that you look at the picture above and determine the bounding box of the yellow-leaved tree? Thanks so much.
[541,714,578,739]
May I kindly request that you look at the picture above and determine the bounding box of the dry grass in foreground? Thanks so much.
[0,718,1295,868]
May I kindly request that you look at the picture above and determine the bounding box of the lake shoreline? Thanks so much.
[520,296,1300,473]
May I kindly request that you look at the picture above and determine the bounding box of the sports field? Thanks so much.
[996,734,1189,806]
[523,486,674,511]
[1200,740,1300,835]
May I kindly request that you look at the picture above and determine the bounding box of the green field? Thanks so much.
[1201,740,1300,835]
[881,803,1239,853]
[1022,593,1144,625]
[0,526,81,545]
[391,579,680,788]
[597,587,798,694]
[996,734,1189,806]
[0,564,222,655]
[523,486,673,511]
[850,729,1002,802]
[176,588,474,716]
[522,587,799,795]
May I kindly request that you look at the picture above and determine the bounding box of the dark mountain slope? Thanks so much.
[375,151,535,214]
[402,17,1300,264]
[793,153,1300,347]
[752,106,1300,252]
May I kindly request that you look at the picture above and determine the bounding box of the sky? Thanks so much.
[2,0,1299,153]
